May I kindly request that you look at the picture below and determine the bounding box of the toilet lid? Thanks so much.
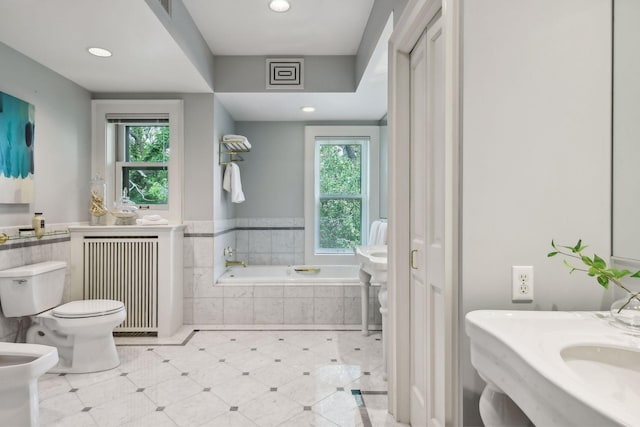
[52,300,125,318]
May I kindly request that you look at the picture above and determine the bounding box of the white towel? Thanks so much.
[136,218,169,226]
[368,221,381,245]
[377,222,388,245]
[223,162,245,203]
[223,134,252,149]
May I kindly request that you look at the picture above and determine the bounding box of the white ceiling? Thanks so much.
[0,0,389,121]
[0,0,212,93]
[183,0,375,55]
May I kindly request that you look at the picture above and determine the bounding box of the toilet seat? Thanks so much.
[52,299,125,319]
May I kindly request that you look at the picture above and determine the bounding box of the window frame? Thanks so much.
[114,121,170,209]
[91,100,184,224]
[315,138,369,254]
[304,125,380,265]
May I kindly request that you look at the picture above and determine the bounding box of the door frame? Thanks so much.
[387,0,461,424]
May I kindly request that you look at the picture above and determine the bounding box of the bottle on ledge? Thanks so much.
[32,212,45,238]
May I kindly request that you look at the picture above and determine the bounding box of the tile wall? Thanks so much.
[187,217,308,325]
[235,217,305,266]
[186,217,381,328]
[209,284,382,327]
[183,220,229,326]
[0,219,373,333]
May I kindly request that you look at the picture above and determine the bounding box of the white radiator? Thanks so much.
[83,237,159,332]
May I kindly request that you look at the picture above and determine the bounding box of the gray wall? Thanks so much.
[145,0,215,91]
[214,56,356,93]
[213,96,237,221]
[233,122,306,219]
[356,0,408,85]
[213,97,237,283]
[92,92,218,222]
[183,94,215,221]
[0,42,92,227]
[461,0,612,424]
[233,121,381,219]
[0,42,90,340]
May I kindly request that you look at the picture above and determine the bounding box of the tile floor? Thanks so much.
[38,330,408,427]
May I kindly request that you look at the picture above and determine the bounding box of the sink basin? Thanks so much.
[466,310,640,426]
[368,251,387,259]
[355,245,388,271]
[561,345,640,405]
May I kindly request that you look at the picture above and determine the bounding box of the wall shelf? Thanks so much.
[0,229,69,244]
[219,139,251,165]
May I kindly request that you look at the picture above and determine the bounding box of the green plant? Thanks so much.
[548,239,640,312]
[318,143,363,250]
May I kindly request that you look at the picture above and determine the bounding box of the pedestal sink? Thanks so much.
[466,310,640,426]
[355,245,388,334]
[355,245,388,378]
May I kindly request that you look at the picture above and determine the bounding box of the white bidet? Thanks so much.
[0,342,58,427]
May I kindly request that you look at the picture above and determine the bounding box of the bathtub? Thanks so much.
[204,264,380,327]
[217,264,360,284]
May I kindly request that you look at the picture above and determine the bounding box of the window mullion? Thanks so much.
[116,161,169,169]
[318,194,363,200]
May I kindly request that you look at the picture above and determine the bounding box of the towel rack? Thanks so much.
[219,139,251,165]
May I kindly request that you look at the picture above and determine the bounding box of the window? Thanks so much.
[305,126,380,264]
[91,100,183,223]
[112,119,170,208]
[316,138,368,253]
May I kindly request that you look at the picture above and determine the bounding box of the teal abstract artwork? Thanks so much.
[0,92,35,203]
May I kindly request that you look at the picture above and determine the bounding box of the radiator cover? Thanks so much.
[83,237,158,332]
[69,225,184,338]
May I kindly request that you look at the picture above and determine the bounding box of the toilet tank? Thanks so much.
[0,261,66,318]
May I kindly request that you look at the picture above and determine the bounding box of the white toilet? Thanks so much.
[0,342,58,427]
[0,261,126,373]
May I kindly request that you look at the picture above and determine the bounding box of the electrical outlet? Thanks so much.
[512,266,534,302]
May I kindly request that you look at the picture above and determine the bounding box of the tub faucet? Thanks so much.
[225,260,247,268]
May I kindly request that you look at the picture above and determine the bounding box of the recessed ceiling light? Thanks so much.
[301,106,315,113]
[269,0,290,12]
[88,47,112,58]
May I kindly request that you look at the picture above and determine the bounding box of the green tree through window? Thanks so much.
[121,125,169,205]
[317,139,367,252]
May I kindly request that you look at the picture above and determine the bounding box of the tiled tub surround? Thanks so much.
[0,223,74,342]
[190,265,383,327]
[208,282,383,327]
[184,218,382,328]
[183,220,218,326]
[219,265,360,283]
[213,219,237,282]
[235,217,305,266]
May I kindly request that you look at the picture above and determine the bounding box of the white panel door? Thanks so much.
[410,15,446,427]
[410,28,428,427]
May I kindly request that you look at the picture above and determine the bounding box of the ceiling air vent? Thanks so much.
[266,58,304,90]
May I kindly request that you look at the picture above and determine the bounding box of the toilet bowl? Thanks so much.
[0,342,58,427]
[27,299,126,373]
[0,261,126,374]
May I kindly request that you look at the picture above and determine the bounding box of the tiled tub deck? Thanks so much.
[190,265,382,327]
